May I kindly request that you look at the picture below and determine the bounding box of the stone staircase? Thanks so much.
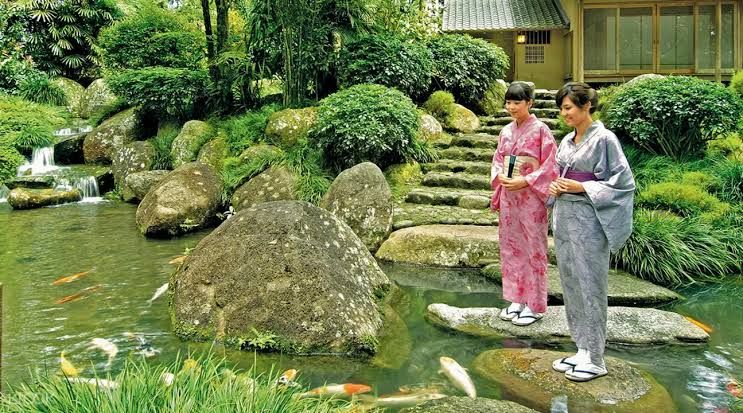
[393,89,563,229]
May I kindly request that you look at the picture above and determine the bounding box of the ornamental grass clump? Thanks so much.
[605,76,743,160]
[0,355,352,413]
[309,84,434,173]
[637,182,731,222]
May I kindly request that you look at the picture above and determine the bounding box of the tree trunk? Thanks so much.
[201,0,217,79]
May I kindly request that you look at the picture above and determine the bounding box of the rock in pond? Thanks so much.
[473,349,676,413]
[320,162,393,252]
[231,166,297,212]
[481,263,682,306]
[7,188,81,209]
[122,170,170,203]
[400,396,538,413]
[83,108,139,164]
[170,200,393,355]
[426,304,708,345]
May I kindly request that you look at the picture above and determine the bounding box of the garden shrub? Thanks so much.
[613,209,739,286]
[149,127,180,170]
[637,182,731,221]
[88,98,130,126]
[477,80,507,116]
[143,31,206,70]
[0,146,25,182]
[0,95,67,150]
[427,34,509,107]
[605,76,743,160]
[337,34,433,100]
[423,91,455,119]
[219,104,282,156]
[730,70,743,98]
[710,158,743,203]
[706,133,743,161]
[309,84,433,172]
[107,67,209,119]
[680,171,717,192]
[17,74,68,107]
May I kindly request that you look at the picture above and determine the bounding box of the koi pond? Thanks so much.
[0,201,740,412]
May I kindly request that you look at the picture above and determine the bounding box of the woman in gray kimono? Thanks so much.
[548,82,635,382]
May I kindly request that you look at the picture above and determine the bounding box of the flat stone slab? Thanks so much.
[376,225,555,267]
[400,396,538,413]
[422,160,491,175]
[426,303,709,345]
[422,172,491,190]
[481,263,682,306]
[473,349,676,413]
[393,204,498,229]
[5,175,56,189]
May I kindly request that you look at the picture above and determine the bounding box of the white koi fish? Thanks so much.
[66,377,119,389]
[439,356,476,398]
[88,338,118,368]
[373,392,448,407]
[147,283,169,306]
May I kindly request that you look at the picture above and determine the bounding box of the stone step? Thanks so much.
[393,203,498,229]
[438,147,494,162]
[449,133,498,149]
[533,99,557,109]
[481,263,682,306]
[422,172,491,190]
[405,187,493,208]
[422,160,491,175]
[535,88,557,100]
[375,224,556,268]
[477,124,505,135]
[477,117,561,131]
[484,108,560,121]
[427,304,709,345]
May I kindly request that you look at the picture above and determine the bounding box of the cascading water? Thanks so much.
[17,147,59,176]
[55,177,101,202]
[0,184,9,203]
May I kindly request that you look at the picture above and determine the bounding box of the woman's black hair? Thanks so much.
[555,82,598,113]
[504,81,534,102]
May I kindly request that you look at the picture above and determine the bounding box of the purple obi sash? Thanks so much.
[560,167,598,182]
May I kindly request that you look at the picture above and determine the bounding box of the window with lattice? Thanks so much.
[525,46,545,64]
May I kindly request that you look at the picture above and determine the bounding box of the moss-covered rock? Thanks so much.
[481,263,682,306]
[52,77,86,117]
[196,135,228,172]
[231,166,297,212]
[238,144,284,164]
[418,113,443,142]
[5,176,56,190]
[171,120,215,169]
[472,349,676,413]
[135,162,221,237]
[444,104,480,133]
[476,79,508,116]
[81,79,118,119]
[170,200,392,355]
[400,396,538,413]
[7,188,81,209]
[111,141,155,187]
[320,162,393,252]
[122,170,170,203]
[83,108,140,164]
[370,303,412,370]
[264,107,317,148]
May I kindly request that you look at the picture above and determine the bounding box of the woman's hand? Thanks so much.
[499,175,529,192]
[555,178,585,194]
[549,181,562,197]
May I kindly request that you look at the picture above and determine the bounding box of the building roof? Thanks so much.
[442,0,570,32]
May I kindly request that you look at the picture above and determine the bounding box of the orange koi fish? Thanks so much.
[684,316,714,334]
[298,383,372,399]
[727,380,742,398]
[52,269,93,285]
[168,256,187,265]
[276,369,299,386]
[55,284,103,304]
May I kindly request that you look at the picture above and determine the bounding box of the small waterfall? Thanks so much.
[53,125,93,137]
[17,147,60,176]
[0,184,9,203]
[55,176,102,202]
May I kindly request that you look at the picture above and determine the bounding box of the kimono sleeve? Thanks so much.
[523,125,559,203]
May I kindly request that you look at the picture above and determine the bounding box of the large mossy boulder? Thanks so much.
[52,77,86,116]
[170,200,392,355]
[444,104,480,133]
[5,176,55,190]
[472,349,676,413]
[238,144,283,164]
[231,166,297,212]
[7,188,81,209]
[171,120,215,169]
[196,135,228,172]
[111,141,155,187]
[320,162,393,252]
[135,163,221,237]
[400,397,538,413]
[83,108,140,164]
[122,170,170,203]
[265,107,317,148]
[418,113,443,142]
[55,133,87,165]
[81,79,118,119]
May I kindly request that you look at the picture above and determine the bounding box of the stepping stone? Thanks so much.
[393,204,498,229]
[449,133,499,149]
[477,125,505,135]
[472,348,675,413]
[426,303,709,345]
[400,396,539,413]
[405,187,493,208]
[5,175,56,189]
[481,263,682,306]
[422,160,491,175]
[422,172,491,190]
[438,147,494,162]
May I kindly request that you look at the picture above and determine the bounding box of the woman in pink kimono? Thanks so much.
[490,81,559,326]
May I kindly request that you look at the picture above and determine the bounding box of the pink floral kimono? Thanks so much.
[490,114,558,313]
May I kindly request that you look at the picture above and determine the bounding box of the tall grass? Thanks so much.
[0,355,352,413]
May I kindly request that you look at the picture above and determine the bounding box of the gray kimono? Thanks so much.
[552,121,635,365]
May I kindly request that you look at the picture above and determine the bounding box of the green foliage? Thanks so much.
[17,74,68,106]
[637,182,731,221]
[0,354,352,412]
[707,133,743,161]
[219,104,282,155]
[149,128,179,170]
[384,162,423,201]
[16,0,122,82]
[372,0,441,41]
[282,139,332,204]
[427,34,509,107]
[338,34,433,100]
[0,146,25,182]
[107,67,209,119]
[88,98,130,126]
[0,95,66,150]
[422,90,455,119]
[730,70,743,98]
[709,158,743,203]
[613,209,739,286]
[220,150,284,202]
[98,5,200,70]
[309,84,424,172]
[605,76,743,160]
[478,80,507,116]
